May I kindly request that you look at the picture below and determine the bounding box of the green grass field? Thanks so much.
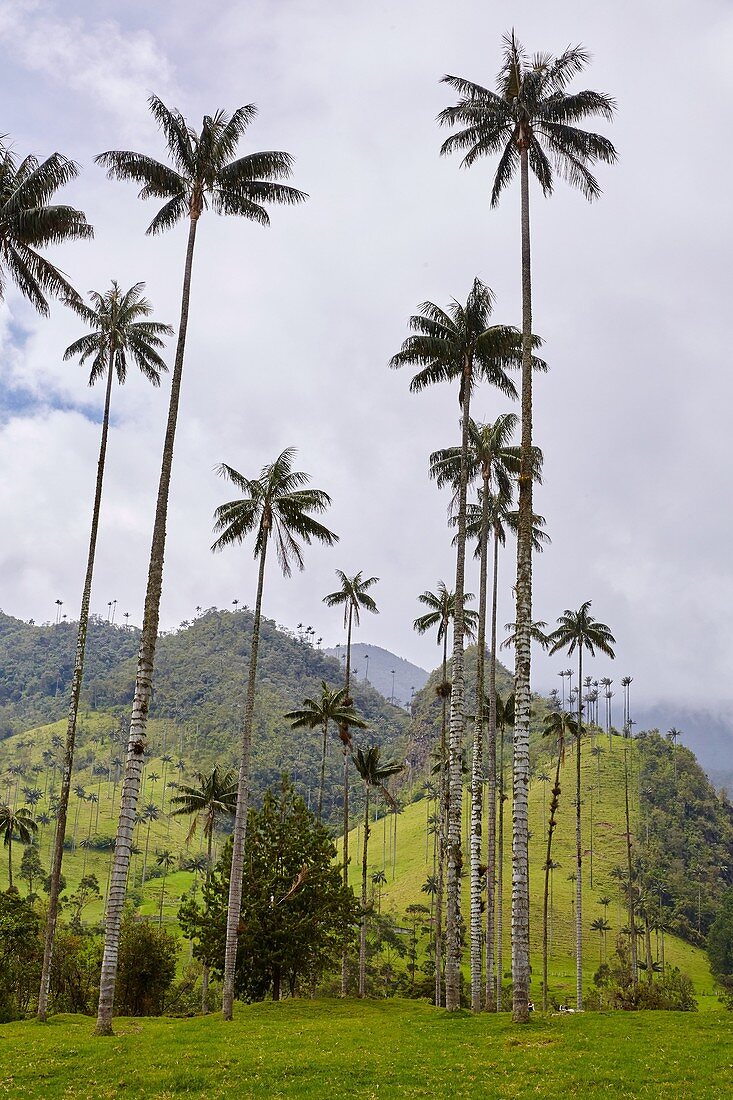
[1,999,732,1098]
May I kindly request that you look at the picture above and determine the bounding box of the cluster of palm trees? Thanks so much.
[3,28,620,1028]
[388,33,617,1018]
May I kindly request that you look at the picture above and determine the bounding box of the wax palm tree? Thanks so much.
[494,691,514,1011]
[38,282,171,1021]
[352,746,403,996]
[0,804,38,890]
[212,448,337,1019]
[390,278,527,1011]
[93,98,306,1035]
[413,582,477,1006]
[439,33,617,1023]
[284,683,366,822]
[591,916,611,965]
[322,570,378,993]
[156,849,175,925]
[548,601,615,1009]
[170,766,237,1011]
[540,709,577,1010]
[0,138,92,314]
[431,415,519,1011]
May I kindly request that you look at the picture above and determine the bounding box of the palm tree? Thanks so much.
[430,415,520,1011]
[494,691,514,1012]
[170,766,237,1011]
[439,32,617,1023]
[38,283,171,1021]
[413,582,477,1007]
[372,868,388,914]
[352,746,403,997]
[0,138,92,314]
[212,448,337,1020]
[548,602,615,1009]
[591,917,611,965]
[540,709,577,1010]
[667,727,682,782]
[390,278,524,1011]
[322,570,378,994]
[140,803,160,886]
[284,683,366,822]
[0,804,38,890]
[156,849,176,925]
[94,97,306,1036]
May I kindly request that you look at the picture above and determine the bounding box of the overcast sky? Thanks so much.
[1,0,731,735]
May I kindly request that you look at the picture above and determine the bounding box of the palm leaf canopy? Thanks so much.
[322,569,379,627]
[389,277,544,405]
[95,96,307,234]
[63,280,173,385]
[169,766,237,844]
[212,447,338,576]
[413,583,479,644]
[352,745,404,805]
[0,141,92,314]
[0,804,38,845]
[438,31,617,207]
[547,600,616,659]
[284,682,367,731]
[430,413,524,515]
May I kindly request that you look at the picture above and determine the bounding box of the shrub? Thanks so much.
[114,913,177,1016]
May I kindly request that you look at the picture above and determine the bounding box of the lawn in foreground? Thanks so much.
[1,999,732,1099]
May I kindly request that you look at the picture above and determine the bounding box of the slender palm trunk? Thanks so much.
[7,835,13,891]
[318,718,328,822]
[222,539,268,1020]
[624,743,638,983]
[340,606,354,996]
[485,525,499,1009]
[96,217,199,1036]
[201,828,213,1013]
[575,650,584,1010]
[511,138,534,1024]
[435,631,448,1007]
[39,354,115,1021]
[470,483,489,1011]
[496,727,505,1011]
[358,785,370,996]
[445,357,473,1012]
[158,869,168,925]
[542,743,563,1011]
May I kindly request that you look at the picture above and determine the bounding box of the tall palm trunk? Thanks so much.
[96,216,199,1036]
[39,351,115,1021]
[542,745,563,1010]
[485,524,500,1008]
[7,833,13,891]
[340,605,353,995]
[470,484,489,1011]
[358,784,370,997]
[435,630,448,1007]
[511,139,533,1023]
[575,649,584,1010]
[445,355,473,1012]
[624,743,638,983]
[496,725,505,1011]
[222,537,268,1020]
[317,717,328,822]
[201,828,213,1013]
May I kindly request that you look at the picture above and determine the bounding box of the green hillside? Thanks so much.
[340,730,719,1008]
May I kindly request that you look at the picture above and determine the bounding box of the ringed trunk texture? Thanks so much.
[222,539,268,1020]
[485,524,499,1008]
[575,650,584,1010]
[39,353,115,1021]
[496,732,505,1012]
[434,632,449,1008]
[470,482,490,1011]
[358,785,370,996]
[96,217,198,1037]
[445,357,473,1011]
[340,606,353,995]
[511,140,533,1023]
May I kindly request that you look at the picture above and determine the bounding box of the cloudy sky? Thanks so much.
[1,0,731,747]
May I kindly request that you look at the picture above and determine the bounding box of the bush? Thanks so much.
[114,913,177,1016]
[594,939,696,1011]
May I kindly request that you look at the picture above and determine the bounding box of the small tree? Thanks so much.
[115,911,177,1016]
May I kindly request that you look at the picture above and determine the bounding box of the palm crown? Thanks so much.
[323,571,379,628]
[438,32,618,207]
[548,601,616,662]
[169,766,238,845]
[212,448,338,575]
[95,96,307,232]
[0,140,92,314]
[413,583,479,644]
[389,277,532,404]
[430,414,520,511]
[63,281,172,386]
[285,683,367,740]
